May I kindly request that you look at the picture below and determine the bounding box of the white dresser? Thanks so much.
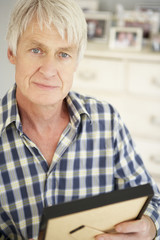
[72,43,160,187]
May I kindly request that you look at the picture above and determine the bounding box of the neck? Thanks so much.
[16,92,69,134]
[16,90,70,165]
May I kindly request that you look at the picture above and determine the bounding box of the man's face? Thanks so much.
[8,18,78,107]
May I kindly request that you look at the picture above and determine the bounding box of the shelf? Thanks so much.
[85,42,160,62]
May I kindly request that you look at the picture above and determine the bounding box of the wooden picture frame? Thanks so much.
[41,184,153,240]
[77,0,99,12]
[123,10,160,39]
[109,27,143,51]
[85,11,112,42]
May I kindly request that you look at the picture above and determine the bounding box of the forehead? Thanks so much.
[18,17,78,50]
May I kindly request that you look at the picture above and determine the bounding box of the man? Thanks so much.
[0,0,159,239]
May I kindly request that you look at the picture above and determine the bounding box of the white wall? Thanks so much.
[0,0,17,98]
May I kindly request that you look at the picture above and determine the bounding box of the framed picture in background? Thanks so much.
[109,27,143,51]
[151,34,160,52]
[123,11,160,40]
[77,0,99,12]
[85,11,112,42]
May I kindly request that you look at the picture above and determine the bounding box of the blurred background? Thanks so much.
[0,0,160,186]
[73,0,160,187]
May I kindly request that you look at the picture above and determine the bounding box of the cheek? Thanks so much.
[15,58,28,75]
[15,59,39,82]
[62,63,77,79]
[62,70,75,86]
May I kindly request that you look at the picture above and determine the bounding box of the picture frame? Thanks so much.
[109,27,143,51]
[41,184,153,240]
[85,11,112,42]
[151,34,160,52]
[77,0,99,12]
[122,10,160,39]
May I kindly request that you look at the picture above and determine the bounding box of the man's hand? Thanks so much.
[95,215,156,240]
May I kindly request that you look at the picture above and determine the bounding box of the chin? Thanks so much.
[33,97,62,107]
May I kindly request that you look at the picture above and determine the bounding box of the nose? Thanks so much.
[39,56,57,79]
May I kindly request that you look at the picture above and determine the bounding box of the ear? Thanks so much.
[7,48,16,64]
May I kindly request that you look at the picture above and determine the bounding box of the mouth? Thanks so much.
[33,82,60,90]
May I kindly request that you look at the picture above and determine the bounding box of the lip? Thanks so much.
[33,82,60,89]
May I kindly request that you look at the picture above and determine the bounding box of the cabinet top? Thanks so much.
[85,42,160,62]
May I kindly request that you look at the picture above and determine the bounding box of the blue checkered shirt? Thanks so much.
[0,84,160,239]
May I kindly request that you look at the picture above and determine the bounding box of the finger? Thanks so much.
[115,218,146,233]
[95,232,138,240]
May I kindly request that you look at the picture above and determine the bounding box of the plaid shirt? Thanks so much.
[0,84,160,240]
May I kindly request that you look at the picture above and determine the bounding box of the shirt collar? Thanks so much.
[0,84,22,135]
[66,91,91,127]
[0,86,91,135]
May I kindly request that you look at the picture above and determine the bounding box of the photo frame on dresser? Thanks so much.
[41,184,153,240]
[109,27,143,51]
[85,11,112,42]
[77,0,99,12]
[151,34,160,52]
[123,10,160,40]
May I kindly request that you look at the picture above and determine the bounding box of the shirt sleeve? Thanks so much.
[112,109,160,239]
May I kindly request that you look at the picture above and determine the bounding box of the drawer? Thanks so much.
[128,61,160,97]
[73,57,125,92]
[118,97,160,140]
[135,137,160,180]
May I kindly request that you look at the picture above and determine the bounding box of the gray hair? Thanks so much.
[6,0,87,61]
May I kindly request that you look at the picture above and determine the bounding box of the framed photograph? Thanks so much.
[85,11,112,42]
[134,7,160,36]
[77,0,99,12]
[151,34,160,52]
[41,184,153,240]
[109,27,143,51]
[123,11,160,39]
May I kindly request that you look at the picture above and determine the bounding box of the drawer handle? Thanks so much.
[151,77,160,88]
[78,71,97,81]
[150,115,160,126]
[150,155,160,164]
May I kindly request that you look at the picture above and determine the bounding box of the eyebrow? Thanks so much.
[26,40,77,53]
[24,40,49,51]
[59,47,78,53]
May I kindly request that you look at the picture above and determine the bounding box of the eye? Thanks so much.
[31,48,42,54]
[59,52,70,59]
